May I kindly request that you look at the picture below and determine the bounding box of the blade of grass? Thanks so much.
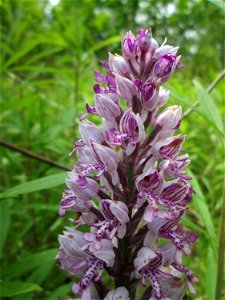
[188,170,217,254]
[0,200,10,258]
[193,80,224,133]
[215,177,225,300]
[2,249,57,279]
[0,281,42,297]
[206,245,216,300]
[0,173,66,200]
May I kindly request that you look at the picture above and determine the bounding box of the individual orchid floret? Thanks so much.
[90,141,120,185]
[134,245,177,299]
[159,154,191,180]
[72,239,115,297]
[151,135,186,159]
[119,108,145,154]
[84,199,129,249]
[57,27,198,299]
[57,229,115,298]
[106,108,145,155]
[102,199,129,238]
[144,212,197,263]
[66,173,99,201]
[59,189,90,217]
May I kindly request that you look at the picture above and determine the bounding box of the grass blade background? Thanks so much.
[0,281,42,297]
[0,173,66,200]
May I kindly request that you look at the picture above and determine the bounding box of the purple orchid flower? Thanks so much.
[57,28,198,299]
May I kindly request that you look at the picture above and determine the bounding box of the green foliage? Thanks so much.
[0,0,224,299]
[0,281,42,297]
[0,173,66,200]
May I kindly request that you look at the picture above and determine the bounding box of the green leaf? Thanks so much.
[188,170,217,252]
[3,40,44,69]
[89,36,121,52]
[207,0,225,11]
[193,80,224,135]
[206,245,216,299]
[46,283,71,300]
[0,173,66,200]
[27,260,55,285]
[3,34,68,69]
[0,281,42,297]
[0,200,10,258]
[2,249,57,279]
[21,204,59,211]
[1,95,38,113]
[24,47,64,66]
[182,218,206,235]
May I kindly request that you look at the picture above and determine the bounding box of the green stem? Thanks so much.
[116,158,135,298]
[215,177,225,300]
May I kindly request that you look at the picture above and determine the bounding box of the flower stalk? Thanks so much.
[56,28,198,300]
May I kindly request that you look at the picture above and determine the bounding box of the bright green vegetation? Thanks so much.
[0,0,224,299]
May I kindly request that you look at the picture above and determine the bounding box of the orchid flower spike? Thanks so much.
[57,27,198,300]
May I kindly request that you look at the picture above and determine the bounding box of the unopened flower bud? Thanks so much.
[95,93,121,120]
[153,45,178,61]
[108,53,130,77]
[156,105,182,129]
[137,28,152,52]
[122,31,136,58]
[154,52,180,83]
[115,73,137,102]
[140,78,158,109]
[79,120,105,144]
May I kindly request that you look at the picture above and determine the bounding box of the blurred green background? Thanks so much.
[0,0,224,299]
